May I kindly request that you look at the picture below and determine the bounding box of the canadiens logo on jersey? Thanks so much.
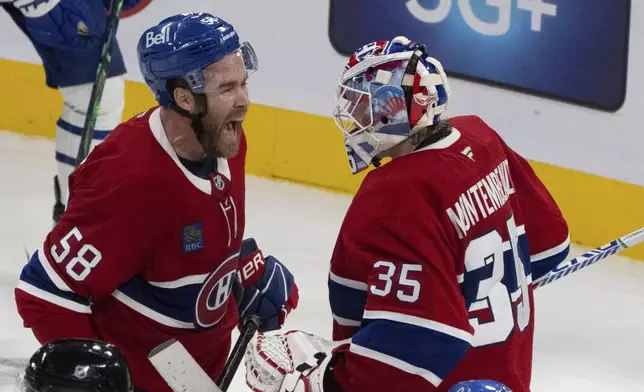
[183,222,204,253]
[194,253,239,329]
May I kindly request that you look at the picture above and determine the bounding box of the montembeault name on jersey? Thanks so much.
[446,159,515,239]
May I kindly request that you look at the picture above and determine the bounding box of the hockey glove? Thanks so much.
[237,238,299,332]
[17,0,109,50]
[245,330,345,392]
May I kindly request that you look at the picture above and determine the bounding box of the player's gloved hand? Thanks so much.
[449,380,512,392]
[245,330,344,392]
[18,0,108,50]
[236,238,299,332]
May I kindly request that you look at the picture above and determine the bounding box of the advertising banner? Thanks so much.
[329,0,631,111]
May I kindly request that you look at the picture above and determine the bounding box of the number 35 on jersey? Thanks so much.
[368,214,531,348]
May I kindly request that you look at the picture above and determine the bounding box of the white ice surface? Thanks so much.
[0,131,643,391]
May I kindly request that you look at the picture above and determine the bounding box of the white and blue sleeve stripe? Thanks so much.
[328,271,367,327]
[530,234,571,281]
[113,275,206,329]
[17,249,91,313]
[349,310,473,387]
[111,250,239,329]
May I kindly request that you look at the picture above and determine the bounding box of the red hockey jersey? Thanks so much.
[328,116,570,392]
[15,107,247,391]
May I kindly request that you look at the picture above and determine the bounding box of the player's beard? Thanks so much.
[200,112,243,159]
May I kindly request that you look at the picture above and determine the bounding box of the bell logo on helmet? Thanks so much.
[145,25,171,48]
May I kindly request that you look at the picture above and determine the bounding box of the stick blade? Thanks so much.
[148,339,223,392]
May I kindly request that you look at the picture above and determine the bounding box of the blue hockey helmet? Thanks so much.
[448,380,513,392]
[137,13,258,107]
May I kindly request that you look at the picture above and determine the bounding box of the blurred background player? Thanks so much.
[15,338,133,392]
[244,37,570,391]
[0,0,140,224]
[14,12,298,391]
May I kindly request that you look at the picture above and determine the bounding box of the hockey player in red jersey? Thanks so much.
[243,37,570,392]
[14,13,298,392]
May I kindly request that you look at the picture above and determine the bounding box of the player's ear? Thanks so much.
[173,87,196,113]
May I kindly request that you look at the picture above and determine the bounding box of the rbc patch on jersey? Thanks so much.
[183,222,204,253]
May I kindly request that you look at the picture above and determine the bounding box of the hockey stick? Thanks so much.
[149,316,261,392]
[149,339,222,392]
[75,0,124,166]
[218,316,261,390]
[53,0,124,224]
[533,227,644,289]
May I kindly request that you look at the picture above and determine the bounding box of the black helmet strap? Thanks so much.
[169,93,208,144]
[166,78,208,144]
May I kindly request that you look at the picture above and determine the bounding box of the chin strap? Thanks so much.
[169,93,208,143]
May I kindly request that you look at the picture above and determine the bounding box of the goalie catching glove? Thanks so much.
[245,330,345,392]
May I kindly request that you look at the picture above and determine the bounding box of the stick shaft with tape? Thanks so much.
[218,316,260,390]
[534,227,644,289]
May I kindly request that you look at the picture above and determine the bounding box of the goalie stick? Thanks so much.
[149,316,260,392]
[53,0,125,224]
[533,227,644,289]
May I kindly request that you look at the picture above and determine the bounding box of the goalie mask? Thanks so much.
[332,37,451,174]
